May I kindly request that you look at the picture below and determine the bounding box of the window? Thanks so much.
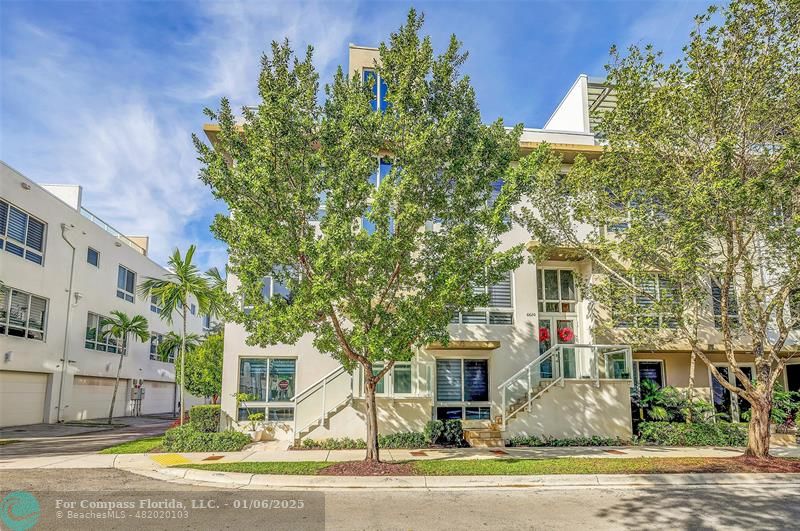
[190,303,196,316]
[711,279,739,329]
[711,365,753,422]
[633,360,665,390]
[87,247,99,267]
[0,286,48,341]
[238,358,296,421]
[116,265,136,303]
[435,359,489,419]
[0,199,46,265]
[260,269,295,304]
[202,314,211,331]
[85,312,120,353]
[612,274,680,329]
[452,271,514,325]
[149,295,162,315]
[149,333,169,361]
[363,68,389,112]
[369,362,413,396]
[537,268,577,314]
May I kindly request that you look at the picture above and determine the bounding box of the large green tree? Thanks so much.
[520,0,799,458]
[195,11,526,461]
[162,332,224,404]
[101,310,149,425]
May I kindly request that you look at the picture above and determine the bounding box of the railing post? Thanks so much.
[559,346,565,387]
[593,346,600,387]
[321,377,327,425]
[527,366,532,412]
[502,386,506,431]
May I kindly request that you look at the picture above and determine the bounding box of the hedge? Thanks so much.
[189,405,221,433]
[299,432,429,450]
[507,435,628,447]
[162,424,251,452]
[638,421,748,446]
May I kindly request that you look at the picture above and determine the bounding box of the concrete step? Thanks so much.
[461,420,493,430]
[466,437,506,448]
[464,429,502,440]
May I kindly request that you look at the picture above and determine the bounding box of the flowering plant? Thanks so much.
[557,327,574,342]
[538,326,550,342]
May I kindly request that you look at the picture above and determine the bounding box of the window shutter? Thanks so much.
[7,207,27,243]
[27,296,46,331]
[0,200,7,236]
[463,360,489,401]
[488,272,512,307]
[26,218,45,252]
[436,360,462,402]
[8,290,28,327]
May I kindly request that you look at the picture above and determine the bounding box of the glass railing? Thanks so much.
[80,207,146,254]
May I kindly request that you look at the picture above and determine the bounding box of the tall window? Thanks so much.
[150,295,163,315]
[0,286,48,341]
[633,360,665,389]
[363,69,389,112]
[613,274,680,329]
[537,268,577,313]
[452,271,514,325]
[87,247,99,267]
[116,265,136,302]
[202,314,211,331]
[238,358,297,421]
[149,333,167,361]
[85,312,120,353]
[190,303,196,316]
[0,199,46,265]
[435,359,489,420]
[711,279,739,329]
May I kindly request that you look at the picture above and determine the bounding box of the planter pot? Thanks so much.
[247,430,264,442]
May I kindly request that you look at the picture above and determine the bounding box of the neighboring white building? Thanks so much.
[0,161,208,427]
[213,46,800,446]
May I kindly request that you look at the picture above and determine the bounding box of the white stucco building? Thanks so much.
[0,161,208,427]
[213,45,800,446]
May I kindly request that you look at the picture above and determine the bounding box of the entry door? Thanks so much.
[538,317,577,378]
[786,364,800,393]
[711,365,753,422]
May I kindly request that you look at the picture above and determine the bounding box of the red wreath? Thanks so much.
[538,326,550,342]
[557,327,574,342]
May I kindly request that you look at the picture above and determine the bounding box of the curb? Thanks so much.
[118,465,800,490]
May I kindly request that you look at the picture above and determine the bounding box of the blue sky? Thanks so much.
[0,0,713,271]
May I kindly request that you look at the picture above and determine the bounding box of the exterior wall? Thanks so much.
[543,74,589,133]
[0,162,205,426]
[507,380,633,440]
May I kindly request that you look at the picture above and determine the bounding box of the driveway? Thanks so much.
[0,415,174,458]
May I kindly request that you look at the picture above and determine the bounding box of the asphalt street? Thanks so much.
[1,469,798,530]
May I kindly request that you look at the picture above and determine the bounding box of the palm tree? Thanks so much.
[139,245,216,424]
[101,310,149,425]
[157,331,201,364]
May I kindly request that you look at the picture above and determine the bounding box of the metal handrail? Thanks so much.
[497,344,560,390]
[80,207,147,254]
[294,365,347,404]
[292,366,352,439]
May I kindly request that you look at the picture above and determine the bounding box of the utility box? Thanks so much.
[130,386,145,400]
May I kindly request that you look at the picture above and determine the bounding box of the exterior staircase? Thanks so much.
[292,366,353,445]
[462,420,505,448]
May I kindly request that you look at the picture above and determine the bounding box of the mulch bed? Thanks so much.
[709,456,800,473]
[318,460,415,476]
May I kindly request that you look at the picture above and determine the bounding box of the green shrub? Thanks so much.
[189,405,221,433]
[162,424,251,452]
[378,432,428,448]
[638,421,748,446]
[442,419,465,446]
[507,435,627,447]
[424,420,444,445]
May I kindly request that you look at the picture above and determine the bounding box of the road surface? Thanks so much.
[1,469,798,530]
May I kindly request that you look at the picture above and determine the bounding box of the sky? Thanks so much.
[0,0,714,271]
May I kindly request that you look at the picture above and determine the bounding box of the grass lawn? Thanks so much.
[176,457,800,476]
[99,436,164,454]
[0,440,20,446]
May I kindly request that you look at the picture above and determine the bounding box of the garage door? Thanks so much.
[69,376,129,421]
[0,371,48,427]
[140,380,175,415]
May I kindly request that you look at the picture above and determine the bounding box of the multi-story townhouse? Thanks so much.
[214,45,800,445]
[0,162,209,427]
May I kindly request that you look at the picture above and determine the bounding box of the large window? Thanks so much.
[0,199,46,265]
[0,286,48,341]
[613,274,680,329]
[116,265,136,303]
[435,359,490,420]
[711,364,752,422]
[711,279,739,329]
[452,271,514,325]
[149,333,171,362]
[363,69,389,112]
[85,312,120,353]
[369,362,413,396]
[238,358,296,421]
[537,268,577,313]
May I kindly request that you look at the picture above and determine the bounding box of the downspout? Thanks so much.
[56,223,76,422]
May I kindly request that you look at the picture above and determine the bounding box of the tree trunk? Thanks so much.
[108,333,127,425]
[363,380,380,462]
[180,307,187,426]
[686,350,696,423]
[744,394,771,459]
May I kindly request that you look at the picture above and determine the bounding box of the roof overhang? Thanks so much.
[527,240,598,261]
[426,340,501,351]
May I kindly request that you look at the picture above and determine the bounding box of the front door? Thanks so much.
[711,365,753,422]
[538,317,577,378]
[537,268,580,379]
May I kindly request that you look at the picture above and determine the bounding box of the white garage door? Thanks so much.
[140,380,175,415]
[0,371,48,427]
[69,376,129,421]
